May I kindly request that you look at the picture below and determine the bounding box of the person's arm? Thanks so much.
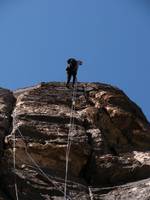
[77,60,83,65]
[66,64,70,72]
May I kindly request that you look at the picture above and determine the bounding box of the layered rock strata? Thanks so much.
[0,82,149,199]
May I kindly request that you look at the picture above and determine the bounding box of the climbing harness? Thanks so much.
[64,80,78,200]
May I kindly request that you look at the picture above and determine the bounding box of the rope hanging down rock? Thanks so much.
[11,82,82,200]
[13,131,19,200]
[11,111,72,200]
[64,80,78,200]
[11,113,19,200]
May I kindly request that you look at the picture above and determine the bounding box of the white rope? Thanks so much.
[12,115,19,200]
[88,187,94,200]
[16,127,72,200]
[11,81,80,200]
[12,111,72,199]
[64,80,78,200]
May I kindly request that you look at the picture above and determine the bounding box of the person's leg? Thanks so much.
[72,73,77,87]
[66,72,71,87]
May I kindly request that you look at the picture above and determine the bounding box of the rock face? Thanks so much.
[0,82,150,200]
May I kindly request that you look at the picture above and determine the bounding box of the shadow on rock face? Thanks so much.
[0,82,150,199]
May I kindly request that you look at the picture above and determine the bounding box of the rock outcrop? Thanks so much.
[0,82,150,199]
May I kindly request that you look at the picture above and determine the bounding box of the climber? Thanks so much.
[66,58,83,88]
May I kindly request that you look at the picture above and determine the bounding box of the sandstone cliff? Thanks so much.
[0,82,150,200]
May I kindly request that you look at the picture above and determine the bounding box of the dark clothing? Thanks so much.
[66,58,78,86]
[67,58,77,66]
[66,71,77,86]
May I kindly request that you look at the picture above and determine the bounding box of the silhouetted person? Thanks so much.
[66,58,83,87]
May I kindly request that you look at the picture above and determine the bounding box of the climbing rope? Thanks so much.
[64,80,78,200]
[16,126,72,200]
[88,187,94,200]
[11,81,84,200]
[11,113,19,200]
[11,113,72,200]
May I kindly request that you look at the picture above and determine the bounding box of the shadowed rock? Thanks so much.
[0,82,150,199]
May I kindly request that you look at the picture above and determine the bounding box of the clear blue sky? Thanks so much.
[0,0,150,120]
